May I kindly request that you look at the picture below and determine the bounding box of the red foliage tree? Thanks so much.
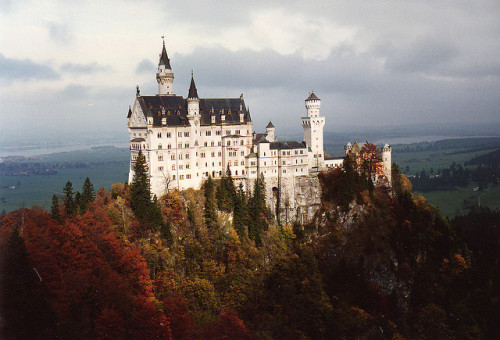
[204,309,253,339]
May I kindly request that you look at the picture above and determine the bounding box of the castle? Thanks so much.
[127,41,391,223]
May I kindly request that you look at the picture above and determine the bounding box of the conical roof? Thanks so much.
[159,40,171,69]
[306,92,320,101]
[188,74,198,98]
[266,121,275,128]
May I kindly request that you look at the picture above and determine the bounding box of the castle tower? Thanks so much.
[156,39,174,96]
[187,73,200,118]
[301,92,325,169]
[266,121,275,141]
[382,143,392,183]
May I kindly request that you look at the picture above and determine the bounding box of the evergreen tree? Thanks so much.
[233,183,248,237]
[63,181,76,216]
[249,174,267,245]
[204,176,218,229]
[50,194,60,221]
[80,177,95,212]
[216,165,236,212]
[74,191,82,215]
[130,150,152,223]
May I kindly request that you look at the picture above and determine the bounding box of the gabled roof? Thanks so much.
[159,41,171,69]
[134,95,251,127]
[188,75,198,98]
[270,141,307,150]
[306,92,320,101]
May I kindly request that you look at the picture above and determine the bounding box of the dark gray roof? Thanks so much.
[135,95,251,127]
[306,92,319,101]
[266,121,274,128]
[270,141,306,150]
[131,138,145,142]
[127,106,132,118]
[188,76,198,98]
[253,133,268,143]
[159,41,171,69]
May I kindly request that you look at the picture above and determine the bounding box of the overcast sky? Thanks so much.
[1,0,499,144]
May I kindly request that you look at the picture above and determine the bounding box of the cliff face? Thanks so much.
[309,171,455,317]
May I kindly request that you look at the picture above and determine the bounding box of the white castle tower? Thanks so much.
[382,143,392,183]
[156,39,174,95]
[302,92,325,170]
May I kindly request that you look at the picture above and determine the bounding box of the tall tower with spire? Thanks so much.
[156,38,174,96]
[187,73,200,118]
[301,92,326,170]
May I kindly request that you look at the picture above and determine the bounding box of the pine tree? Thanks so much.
[74,191,82,215]
[63,181,76,216]
[233,183,248,237]
[50,194,60,221]
[130,150,152,223]
[204,176,218,229]
[249,174,267,245]
[80,177,95,212]
[216,165,236,212]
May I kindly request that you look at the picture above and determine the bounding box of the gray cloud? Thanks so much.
[135,59,155,74]
[46,22,72,44]
[0,53,59,82]
[384,35,460,74]
[61,62,110,74]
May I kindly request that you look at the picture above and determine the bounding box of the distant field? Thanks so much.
[0,147,129,212]
[418,185,500,218]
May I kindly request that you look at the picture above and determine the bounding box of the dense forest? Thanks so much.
[1,152,499,339]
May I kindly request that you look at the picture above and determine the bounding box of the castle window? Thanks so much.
[185,143,189,148]
[218,152,222,157]
[227,141,230,146]
[186,164,190,169]
[186,154,190,159]
[180,175,184,180]
[201,153,206,158]
[172,165,176,170]
[235,171,238,175]
[184,132,190,137]
[179,165,183,169]
[241,151,244,156]
[167,132,171,138]
[158,166,164,171]
[234,161,238,166]
[204,142,208,147]
[157,132,162,138]
[211,141,214,146]
[178,132,182,137]
[300,150,303,154]
[179,154,183,160]
[186,174,191,179]
[242,170,245,175]
[241,161,244,166]
[240,140,244,145]
[172,175,176,180]
[158,144,162,150]
[226,130,231,135]
[211,152,215,157]
[167,144,171,149]
[264,162,266,166]
[178,143,182,148]
[158,155,163,161]
[216,130,221,135]
[206,131,211,136]
[171,154,175,160]
[282,161,286,165]
[264,152,266,156]
[218,141,221,146]
[235,130,240,135]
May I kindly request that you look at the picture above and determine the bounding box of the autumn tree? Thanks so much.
[359,142,382,181]
[216,165,236,212]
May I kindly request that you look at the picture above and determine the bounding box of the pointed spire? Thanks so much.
[159,37,171,69]
[188,71,198,98]
[266,121,275,128]
[306,91,319,101]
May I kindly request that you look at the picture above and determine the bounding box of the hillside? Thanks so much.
[1,166,499,338]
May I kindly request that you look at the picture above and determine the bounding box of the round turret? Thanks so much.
[305,92,321,117]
